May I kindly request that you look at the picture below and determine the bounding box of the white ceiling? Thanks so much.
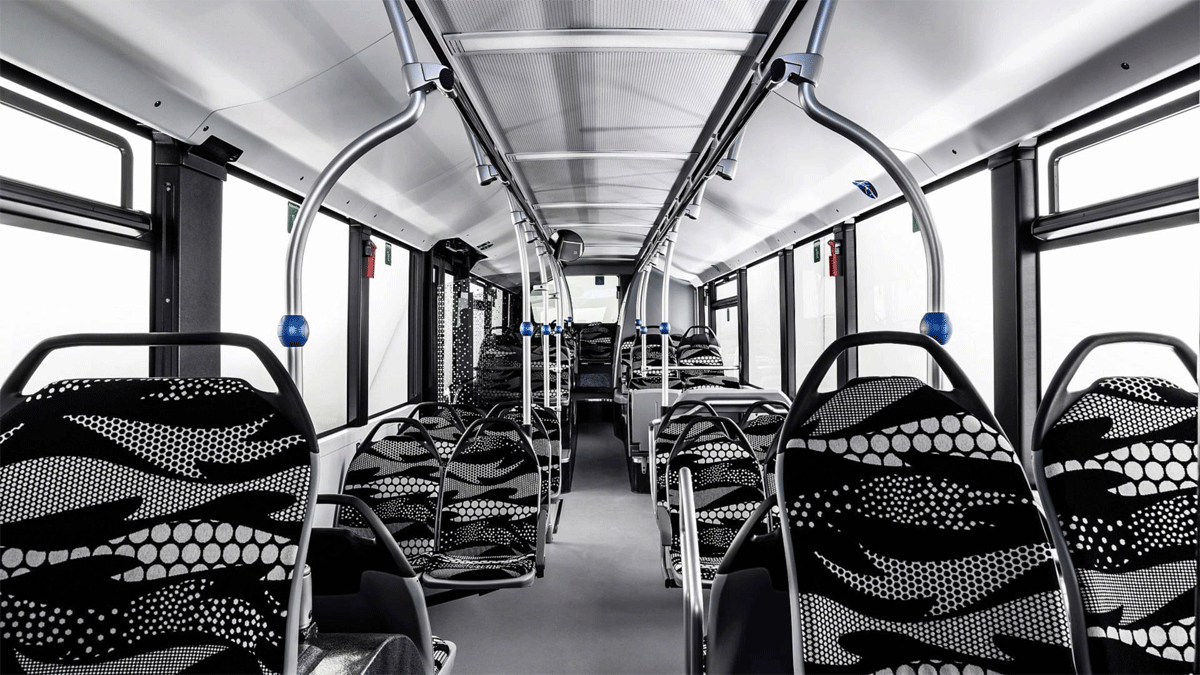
[1,0,1196,284]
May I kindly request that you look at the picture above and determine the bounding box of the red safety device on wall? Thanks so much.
[365,241,377,279]
[828,240,839,277]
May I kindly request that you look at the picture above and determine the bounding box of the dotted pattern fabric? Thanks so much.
[425,421,540,582]
[1042,376,1197,673]
[411,403,466,464]
[665,425,765,583]
[577,323,617,362]
[335,421,441,572]
[779,376,1073,672]
[491,405,559,503]
[677,332,740,390]
[0,378,312,674]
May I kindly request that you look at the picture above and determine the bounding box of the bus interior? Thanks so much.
[0,0,1198,673]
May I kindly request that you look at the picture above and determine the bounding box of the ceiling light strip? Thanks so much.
[509,151,693,162]
[446,29,756,56]
[536,203,664,210]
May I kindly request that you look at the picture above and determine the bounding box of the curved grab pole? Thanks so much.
[776,0,949,387]
[536,245,552,411]
[678,467,705,675]
[660,225,679,408]
[510,194,534,427]
[638,260,654,376]
[282,0,444,390]
[613,268,639,386]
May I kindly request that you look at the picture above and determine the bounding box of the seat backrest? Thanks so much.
[578,322,617,362]
[1034,333,1198,673]
[489,404,557,503]
[652,401,719,507]
[450,403,484,430]
[666,416,765,568]
[335,418,440,571]
[432,418,542,561]
[740,401,790,464]
[411,402,466,463]
[475,327,523,409]
[777,332,1076,673]
[1,375,316,674]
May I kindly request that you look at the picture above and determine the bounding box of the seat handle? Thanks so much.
[0,332,306,425]
[1033,332,1198,452]
[317,494,417,578]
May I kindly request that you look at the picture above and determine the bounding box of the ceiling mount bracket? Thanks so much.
[402,62,455,95]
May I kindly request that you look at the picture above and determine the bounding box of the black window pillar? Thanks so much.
[780,248,798,395]
[736,268,749,384]
[150,133,235,377]
[833,221,858,385]
[347,225,372,426]
[989,146,1040,466]
[409,251,434,403]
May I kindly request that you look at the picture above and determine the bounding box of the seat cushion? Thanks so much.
[668,549,723,582]
[423,552,536,582]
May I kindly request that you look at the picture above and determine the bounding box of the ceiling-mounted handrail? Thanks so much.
[281,0,453,390]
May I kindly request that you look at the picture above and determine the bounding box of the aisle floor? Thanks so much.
[426,422,682,674]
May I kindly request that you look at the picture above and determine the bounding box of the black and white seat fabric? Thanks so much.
[666,417,765,585]
[1035,333,1198,674]
[335,418,440,572]
[423,418,543,588]
[631,338,684,391]
[489,403,559,504]
[411,402,467,464]
[578,322,617,362]
[652,401,719,512]
[678,326,739,390]
[474,327,524,410]
[777,332,1078,673]
[450,403,484,431]
[0,334,317,675]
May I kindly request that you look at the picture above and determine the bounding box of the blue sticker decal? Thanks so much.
[853,180,878,199]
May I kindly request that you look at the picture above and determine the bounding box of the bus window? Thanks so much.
[368,236,410,414]
[795,233,837,391]
[745,255,782,389]
[0,223,149,391]
[856,170,995,405]
[0,78,151,211]
[566,275,620,323]
[1041,224,1199,390]
[712,278,740,371]
[221,176,348,432]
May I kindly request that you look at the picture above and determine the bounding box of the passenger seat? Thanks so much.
[774,331,1082,673]
[1034,332,1197,674]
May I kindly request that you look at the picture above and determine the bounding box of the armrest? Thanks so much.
[317,494,415,578]
[536,505,547,578]
[656,505,673,547]
[678,467,705,675]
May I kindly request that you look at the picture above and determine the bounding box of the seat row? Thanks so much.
[671,331,1197,675]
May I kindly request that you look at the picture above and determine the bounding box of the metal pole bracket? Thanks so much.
[773,53,825,88]
[403,62,455,96]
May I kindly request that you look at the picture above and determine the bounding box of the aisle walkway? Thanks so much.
[426,422,682,674]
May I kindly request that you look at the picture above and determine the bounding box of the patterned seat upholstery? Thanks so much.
[423,419,542,587]
[449,403,484,432]
[678,327,739,389]
[666,417,765,583]
[0,377,315,674]
[335,418,440,572]
[490,404,559,503]
[652,401,719,511]
[1040,375,1197,672]
[778,374,1076,673]
[411,402,466,463]
[743,402,789,529]
[578,323,617,362]
[475,328,523,410]
[630,336,685,390]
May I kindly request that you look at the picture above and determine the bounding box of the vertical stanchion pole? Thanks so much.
[660,225,678,408]
[510,196,533,428]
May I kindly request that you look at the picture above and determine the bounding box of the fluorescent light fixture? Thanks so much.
[536,203,662,210]
[509,151,691,162]
[447,29,755,55]
[550,223,651,228]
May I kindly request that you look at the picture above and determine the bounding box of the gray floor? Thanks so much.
[426,422,683,674]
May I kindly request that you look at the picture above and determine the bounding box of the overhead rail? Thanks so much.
[631,0,950,382]
[282,0,557,391]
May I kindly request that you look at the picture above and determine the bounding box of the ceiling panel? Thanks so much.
[519,157,685,204]
[457,50,750,154]
[421,0,787,34]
